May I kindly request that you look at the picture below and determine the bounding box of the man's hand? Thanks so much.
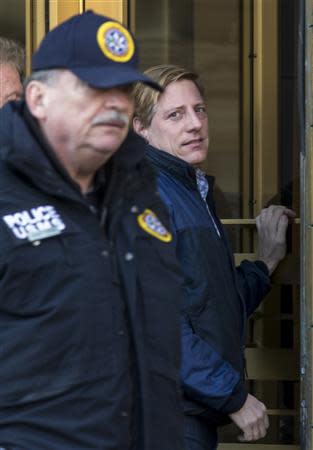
[229,393,269,442]
[256,205,296,275]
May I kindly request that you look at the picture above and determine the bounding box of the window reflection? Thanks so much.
[0,0,25,44]
[135,0,242,223]
[134,1,300,446]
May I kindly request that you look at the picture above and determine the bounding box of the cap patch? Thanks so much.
[137,209,172,243]
[97,21,135,63]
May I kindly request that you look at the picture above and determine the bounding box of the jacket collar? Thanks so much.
[0,101,147,199]
[146,144,215,191]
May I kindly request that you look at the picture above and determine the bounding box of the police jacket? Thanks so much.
[0,102,184,450]
[146,146,271,426]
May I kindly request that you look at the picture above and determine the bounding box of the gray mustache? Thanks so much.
[91,111,130,127]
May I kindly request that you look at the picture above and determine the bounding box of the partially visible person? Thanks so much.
[133,64,295,450]
[0,37,24,107]
[0,17,184,450]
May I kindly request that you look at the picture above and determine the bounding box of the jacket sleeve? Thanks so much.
[157,182,247,415]
[236,260,271,317]
[181,313,248,414]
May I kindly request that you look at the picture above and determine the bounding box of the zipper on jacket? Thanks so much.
[100,206,108,228]
[195,168,221,238]
[205,202,221,238]
[243,353,249,378]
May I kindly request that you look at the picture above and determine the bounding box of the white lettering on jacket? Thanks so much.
[2,205,66,240]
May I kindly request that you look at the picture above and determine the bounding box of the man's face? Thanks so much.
[145,79,209,166]
[37,70,134,173]
[0,63,22,107]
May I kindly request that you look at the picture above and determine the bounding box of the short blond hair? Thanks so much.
[0,37,25,79]
[133,64,204,128]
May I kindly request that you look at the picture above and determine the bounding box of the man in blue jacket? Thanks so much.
[133,64,295,450]
[0,15,185,450]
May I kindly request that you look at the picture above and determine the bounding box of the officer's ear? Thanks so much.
[25,81,49,120]
[133,117,149,141]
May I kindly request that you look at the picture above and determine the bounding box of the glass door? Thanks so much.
[23,0,303,447]
[0,0,25,43]
[25,0,127,70]
[133,0,300,448]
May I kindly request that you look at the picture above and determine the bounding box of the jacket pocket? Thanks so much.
[0,233,116,407]
[146,354,184,450]
[136,236,182,368]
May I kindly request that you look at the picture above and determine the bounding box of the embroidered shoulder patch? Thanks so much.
[137,209,172,243]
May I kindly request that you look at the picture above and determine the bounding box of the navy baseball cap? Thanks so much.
[32,10,161,91]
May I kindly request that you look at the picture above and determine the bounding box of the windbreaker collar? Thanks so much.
[0,101,147,194]
[146,144,215,191]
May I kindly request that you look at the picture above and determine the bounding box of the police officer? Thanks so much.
[0,12,184,450]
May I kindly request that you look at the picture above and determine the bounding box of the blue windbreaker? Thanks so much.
[147,145,270,426]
